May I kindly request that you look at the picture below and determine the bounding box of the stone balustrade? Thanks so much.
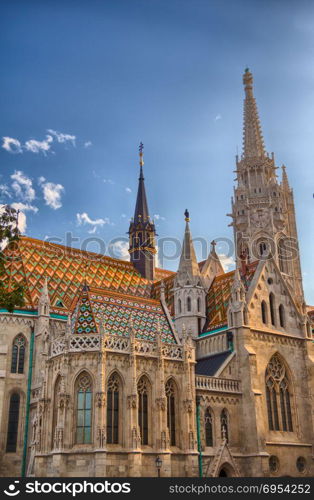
[195,375,241,393]
[50,334,184,360]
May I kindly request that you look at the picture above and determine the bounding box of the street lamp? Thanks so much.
[155,456,162,477]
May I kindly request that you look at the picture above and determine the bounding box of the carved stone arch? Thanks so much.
[71,367,95,394]
[218,462,236,477]
[11,333,27,374]
[106,368,124,387]
[5,387,26,453]
[136,371,153,386]
[265,352,295,432]
[165,377,179,447]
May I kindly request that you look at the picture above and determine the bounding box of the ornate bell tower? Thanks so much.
[229,69,304,308]
[128,143,157,280]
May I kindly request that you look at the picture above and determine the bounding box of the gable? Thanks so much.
[246,259,303,336]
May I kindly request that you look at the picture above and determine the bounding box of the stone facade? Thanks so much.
[0,70,313,477]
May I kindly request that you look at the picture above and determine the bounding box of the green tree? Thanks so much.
[0,205,25,313]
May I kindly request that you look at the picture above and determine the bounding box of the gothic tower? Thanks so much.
[173,210,206,339]
[128,143,157,280]
[229,69,304,308]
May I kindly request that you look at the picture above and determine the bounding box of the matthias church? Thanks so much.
[0,70,313,477]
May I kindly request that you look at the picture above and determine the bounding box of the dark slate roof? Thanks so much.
[195,350,231,376]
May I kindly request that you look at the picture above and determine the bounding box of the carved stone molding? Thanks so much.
[97,427,106,448]
[155,397,166,411]
[127,394,137,409]
[183,399,193,413]
[96,392,106,408]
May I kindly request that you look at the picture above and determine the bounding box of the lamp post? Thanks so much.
[155,456,162,477]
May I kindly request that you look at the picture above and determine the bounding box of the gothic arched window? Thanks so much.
[137,376,149,445]
[187,296,192,312]
[52,376,61,449]
[269,293,276,326]
[76,373,92,444]
[261,301,268,324]
[220,409,229,443]
[204,408,213,447]
[107,373,120,444]
[278,238,289,274]
[165,379,176,446]
[197,297,201,312]
[11,335,26,374]
[279,304,285,328]
[178,299,182,314]
[265,354,293,432]
[6,393,20,452]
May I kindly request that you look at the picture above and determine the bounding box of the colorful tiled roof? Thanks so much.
[71,287,176,344]
[203,261,258,332]
[2,237,173,313]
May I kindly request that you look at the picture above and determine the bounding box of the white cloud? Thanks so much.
[11,170,35,202]
[154,214,165,221]
[109,240,130,261]
[39,177,64,209]
[11,202,38,213]
[218,253,235,272]
[47,129,76,146]
[25,134,53,154]
[125,187,132,193]
[0,184,11,198]
[84,141,92,148]
[2,137,23,154]
[76,212,110,233]
[121,213,127,218]
[214,114,222,121]
[103,179,115,185]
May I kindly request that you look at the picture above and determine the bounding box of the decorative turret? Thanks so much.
[38,276,50,318]
[227,269,248,328]
[128,143,157,280]
[173,210,206,339]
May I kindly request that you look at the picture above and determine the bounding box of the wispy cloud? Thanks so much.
[103,179,115,185]
[76,212,110,233]
[84,141,92,148]
[0,184,12,198]
[11,202,38,213]
[24,134,53,154]
[214,114,222,121]
[218,253,235,271]
[2,129,76,155]
[125,187,132,193]
[2,137,23,154]
[39,177,64,209]
[154,214,166,221]
[109,240,130,260]
[11,170,35,202]
[47,129,76,146]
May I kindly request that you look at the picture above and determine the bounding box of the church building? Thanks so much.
[0,70,313,477]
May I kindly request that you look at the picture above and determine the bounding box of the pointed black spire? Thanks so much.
[134,143,150,223]
[128,143,157,280]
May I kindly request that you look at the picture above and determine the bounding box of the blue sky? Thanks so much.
[1,0,314,303]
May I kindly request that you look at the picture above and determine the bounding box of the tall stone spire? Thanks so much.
[177,209,200,283]
[242,68,266,159]
[128,143,157,280]
[174,210,206,339]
